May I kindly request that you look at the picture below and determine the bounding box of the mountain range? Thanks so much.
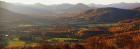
[68,7,140,24]
[1,1,140,17]
[0,1,140,26]
[90,2,140,9]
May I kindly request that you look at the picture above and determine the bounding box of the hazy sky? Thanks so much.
[1,0,140,5]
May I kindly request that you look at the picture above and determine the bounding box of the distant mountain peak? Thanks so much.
[73,3,90,9]
[76,3,87,7]
[60,3,74,6]
[34,3,47,6]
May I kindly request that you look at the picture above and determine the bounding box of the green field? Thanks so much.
[47,38,81,42]
[8,40,26,47]
[6,37,81,47]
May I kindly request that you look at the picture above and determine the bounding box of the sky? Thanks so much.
[1,0,140,5]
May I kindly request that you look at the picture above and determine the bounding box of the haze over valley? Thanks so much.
[0,0,140,49]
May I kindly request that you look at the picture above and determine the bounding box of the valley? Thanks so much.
[0,1,140,49]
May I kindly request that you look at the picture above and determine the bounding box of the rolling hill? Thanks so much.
[66,7,140,24]
[0,7,45,28]
[134,7,140,12]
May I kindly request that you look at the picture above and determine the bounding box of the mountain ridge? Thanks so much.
[65,7,140,24]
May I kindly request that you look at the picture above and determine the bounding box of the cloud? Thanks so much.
[1,0,140,5]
